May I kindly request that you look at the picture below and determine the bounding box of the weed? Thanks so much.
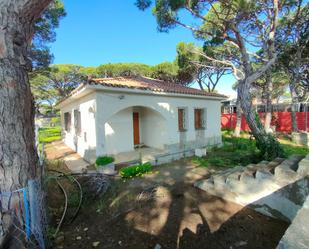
[119,162,152,178]
[96,156,115,167]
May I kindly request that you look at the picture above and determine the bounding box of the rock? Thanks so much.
[84,227,89,232]
[54,235,64,244]
[76,236,82,240]
[118,241,122,245]
[92,241,100,247]
[154,243,162,249]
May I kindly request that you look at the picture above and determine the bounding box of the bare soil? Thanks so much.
[48,159,289,249]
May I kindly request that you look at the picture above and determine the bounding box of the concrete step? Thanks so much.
[212,166,244,188]
[297,154,309,177]
[274,155,304,183]
[195,154,309,223]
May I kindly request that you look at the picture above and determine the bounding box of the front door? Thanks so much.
[133,112,140,145]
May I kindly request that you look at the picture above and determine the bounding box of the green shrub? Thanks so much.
[120,162,152,178]
[96,156,115,167]
[192,157,210,167]
[208,157,229,167]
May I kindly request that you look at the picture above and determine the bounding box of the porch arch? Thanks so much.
[101,101,173,124]
[103,105,169,155]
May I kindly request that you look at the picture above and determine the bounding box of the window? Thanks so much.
[195,108,206,129]
[74,109,81,136]
[178,108,187,131]
[64,112,71,132]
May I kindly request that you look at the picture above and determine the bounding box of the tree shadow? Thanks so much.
[60,159,289,249]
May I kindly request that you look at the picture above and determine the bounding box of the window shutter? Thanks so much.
[64,112,72,132]
[178,109,183,131]
[183,109,187,129]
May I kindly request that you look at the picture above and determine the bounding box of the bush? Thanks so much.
[120,162,152,178]
[96,156,115,167]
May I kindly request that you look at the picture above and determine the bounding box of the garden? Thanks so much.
[43,130,309,249]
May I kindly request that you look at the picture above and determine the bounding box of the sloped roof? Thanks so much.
[57,76,227,107]
[88,76,226,98]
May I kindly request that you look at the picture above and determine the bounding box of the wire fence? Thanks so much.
[0,125,47,248]
[0,178,46,248]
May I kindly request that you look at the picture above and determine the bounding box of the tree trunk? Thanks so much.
[0,0,52,247]
[234,93,242,137]
[289,83,299,132]
[264,71,273,132]
[238,77,282,160]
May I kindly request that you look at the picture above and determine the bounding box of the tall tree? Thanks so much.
[0,0,60,247]
[277,3,309,131]
[31,0,66,72]
[31,64,87,114]
[136,0,305,159]
[96,63,152,78]
[252,66,289,131]
[176,42,229,91]
[151,61,179,82]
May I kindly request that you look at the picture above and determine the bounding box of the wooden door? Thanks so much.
[133,112,140,145]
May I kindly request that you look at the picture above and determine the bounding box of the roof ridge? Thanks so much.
[86,76,226,98]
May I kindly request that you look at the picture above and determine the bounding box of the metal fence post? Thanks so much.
[28,180,46,249]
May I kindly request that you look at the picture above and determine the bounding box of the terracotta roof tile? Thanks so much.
[88,76,226,98]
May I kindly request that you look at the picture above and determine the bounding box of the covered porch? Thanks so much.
[103,105,169,156]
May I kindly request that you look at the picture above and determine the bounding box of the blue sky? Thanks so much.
[50,0,236,97]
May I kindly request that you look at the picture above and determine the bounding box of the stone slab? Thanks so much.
[277,194,309,249]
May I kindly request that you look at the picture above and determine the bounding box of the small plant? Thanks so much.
[120,162,152,178]
[96,156,115,167]
[192,157,209,167]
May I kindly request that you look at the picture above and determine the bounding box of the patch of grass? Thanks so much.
[96,156,115,167]
[280,143,309,157]
[39,126,61,143]
[119,162,152,178]
[216,132,309,167]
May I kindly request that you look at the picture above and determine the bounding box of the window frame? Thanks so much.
[178,107,187,132]
[74,109,82,136]
[64,112,71,132]
[194,108,206,130]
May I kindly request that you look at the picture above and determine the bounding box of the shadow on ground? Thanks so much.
[54,159,288,249]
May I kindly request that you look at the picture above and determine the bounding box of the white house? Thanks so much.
[57,76,226,164]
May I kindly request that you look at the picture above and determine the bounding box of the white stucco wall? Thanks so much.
[140,107,167,149]
[95,90,222,156]
[60,87,223,160]
[104,107,134,155]
[60,93,97,162]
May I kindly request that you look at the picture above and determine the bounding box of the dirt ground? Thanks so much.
[48,159,289,249]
